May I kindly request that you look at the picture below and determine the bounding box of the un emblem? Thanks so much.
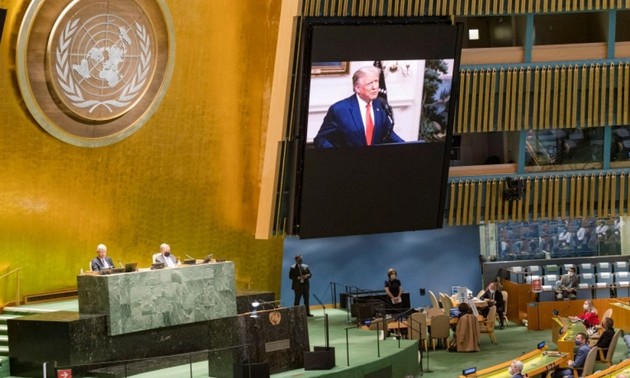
[17,0,175,147]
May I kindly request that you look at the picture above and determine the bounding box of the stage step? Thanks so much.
[0,306,59,359]
[0,355,8,377]
[0,314,20,359]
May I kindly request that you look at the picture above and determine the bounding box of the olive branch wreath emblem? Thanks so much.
[55,18,152,113]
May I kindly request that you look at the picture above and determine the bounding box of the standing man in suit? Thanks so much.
[155,243,179,267]
[313,66,405,148]
[91,243,114,272]
[289,255,313,317]
[481,282,505,329]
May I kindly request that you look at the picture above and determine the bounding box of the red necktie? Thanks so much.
[366,102,374,146]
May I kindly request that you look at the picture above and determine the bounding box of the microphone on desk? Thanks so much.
[118,260,124,269]
[185,253,195,260]
[251,299,282,310]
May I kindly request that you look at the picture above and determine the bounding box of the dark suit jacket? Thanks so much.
[289,263,311,291]
[314,95,404,148]
[91,256,114,271]
[595,327,615,358]
[481,290,504,309]
[155,254,179,266]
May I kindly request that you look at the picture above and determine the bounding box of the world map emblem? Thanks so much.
[53,17,153,121]
[17,0,175,147]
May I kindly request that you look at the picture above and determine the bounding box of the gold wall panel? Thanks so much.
[0,0,283,304]
[456,63,630,133]
[446,171,630,226]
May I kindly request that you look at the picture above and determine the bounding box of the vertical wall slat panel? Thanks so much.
[541,177,548,219]
[523,67,532,129]
[456,181,463,225]
[483,181,494,223]
[524,177,532,221]
[603,173,610,217]
[610,173,616,217]
[533,177,540,220]
[533,68,540,129]
[476,180,483,224]
[561,176,567,219]
[589,174,597,218]
[462,180,470,225]
[569,175,576,219]
[552,66,560,128]
[552,175,559,218]
[575,175,584,218]
[490,180,498,223]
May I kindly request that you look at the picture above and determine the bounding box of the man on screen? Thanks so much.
[313,66,404,148]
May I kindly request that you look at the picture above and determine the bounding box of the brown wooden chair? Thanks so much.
[479,306,497,344]
[430,314,450,350]
[439,293,453,314]
[429,290,441,310]
[408,312,428,351]
[500,290,508,327]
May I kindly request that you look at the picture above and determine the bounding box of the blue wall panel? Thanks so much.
[281,226,482,310]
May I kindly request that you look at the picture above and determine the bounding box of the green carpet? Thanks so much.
[3,305,629,377]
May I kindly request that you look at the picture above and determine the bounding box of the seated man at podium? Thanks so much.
[555,266,579,300]
[91,244,114,272]
[155,243,179,267]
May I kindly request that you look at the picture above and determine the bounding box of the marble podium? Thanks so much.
[8,262,308,377]
[77,262,237,335]
[8,307,310,377]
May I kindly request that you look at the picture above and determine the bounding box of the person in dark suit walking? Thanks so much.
[90,243,114,272]
[289,255,313,317]
[313,66,404,148]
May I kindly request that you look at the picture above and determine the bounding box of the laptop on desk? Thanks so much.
[125,263,138,272]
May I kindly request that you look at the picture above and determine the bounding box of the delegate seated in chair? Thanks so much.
[556,267,579,300]
[553,332,590,378]
[595,318,615,361]
[480,282,505,329]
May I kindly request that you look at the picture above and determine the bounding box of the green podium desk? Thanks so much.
[78,262,237,335]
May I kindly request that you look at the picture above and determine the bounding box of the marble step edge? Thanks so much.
[3,306,59,314]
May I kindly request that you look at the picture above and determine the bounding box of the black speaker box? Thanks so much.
[304,346,335,370]
[233,361,270,378]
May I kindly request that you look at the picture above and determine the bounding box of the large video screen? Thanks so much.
[288,17,463,238]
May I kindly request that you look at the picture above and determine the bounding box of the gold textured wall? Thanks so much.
[0,0,283,304]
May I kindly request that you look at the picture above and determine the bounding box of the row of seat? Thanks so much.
[529,272,630,286]
[509,262,630,284]
[518,261,629,276]
[529,272,630,300]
